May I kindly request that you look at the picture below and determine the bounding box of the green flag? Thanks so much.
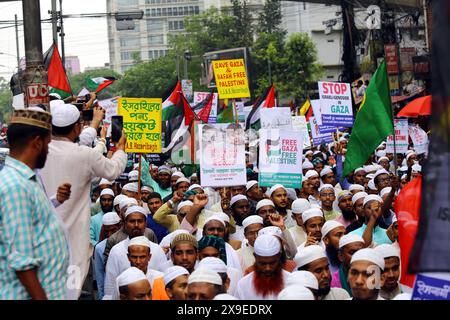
[217,99,236,123]
[343,60,394,177]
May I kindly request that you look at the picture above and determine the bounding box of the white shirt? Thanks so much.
[226,266,243,296]
[236,244,255,272]
[104,237,168,297]
[229,225,245,242]
[283,209,297,229]
[288,225,307,247]
[321,288,350,300]
[40,139,127,299]
[235,270,291,300]
[225,242,243,272]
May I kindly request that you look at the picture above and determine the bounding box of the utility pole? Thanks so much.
[59,0,65,66]
[51,0,58,45]
[21,0,49,110]
[14,14,20,73]
[339,0,357,83]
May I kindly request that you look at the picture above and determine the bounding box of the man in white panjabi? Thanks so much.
[40,103,127,299]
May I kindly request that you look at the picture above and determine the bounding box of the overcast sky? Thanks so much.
[0,0,109,79]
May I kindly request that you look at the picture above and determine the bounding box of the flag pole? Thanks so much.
[386,62,398,176]
[137,154,142,199]
[190,121,195,164]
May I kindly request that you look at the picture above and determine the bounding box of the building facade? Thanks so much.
[65,56,81,75]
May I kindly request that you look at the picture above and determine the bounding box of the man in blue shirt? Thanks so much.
[145,192,169,243]
[90,188,115,246]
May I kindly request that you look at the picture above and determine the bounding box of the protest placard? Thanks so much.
[318,81,353,127]
[386,119,409,153]
[193,92,218,123]
[199,123,246,187]
[291,116,311,149]
[98,97,118,124]
[408,124,429,155]
[310,99,337,133]
[182,79,193,102]
[411,273,450,300]
[212,59,251,99]
[260,107,292,129]
[309,116,333,146]
[118,97,162,153]
[259,129,303,188]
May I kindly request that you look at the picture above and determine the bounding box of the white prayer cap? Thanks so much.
[376,149,387,157]
[305,170,319,180]
[128,236,151,249]
[230,194,248,207]
[254,234,281,257]
[406,149,415,156]
[354,167,366,174]
[160,229,189,249]
[351,248,385,270]
[364,165,377,173]
[401,174,407,181]
[242,215,263,229]
[116,267,148,288]
[349,184,365,192]
[49,95,63,103]
[412,164,422,173]
[305,150,313,156]
[267,184,286,197]
[119,197,138,210]
[286,188,298,201]
[337,190,352,202]
[363,194,383,207]
[102,212,121,226]
[301,208,324,224]
[373,169,390,181]
[51,103,80,127]
[141,186,153,193]
[256,199,275,212]
[339,234,365,249]
[158,165,172,174]
[128,170,139,181]
[188,268,222,286]
[190,173,197,178]
[401,159,407,166]
[321,220,345,239]
[177,200,193,213]
[204,216,225,227]
[380,187,392,198]
[214,212,230,224]
[352,192,368,205]
[188,184,204,191]
[320,166,333,177]
[377,156,390,163]
[294,245,326,268]
[286,271,319,290]
[124,205,147,218]
[366,174,375,180]
[258,226,283,238]
[392,293,412,300]
[100,188,114,197]
[213,294,238,300]
[374,244,400,259]
[198,257,228,274]
[406,152,417,161]
[99,178,113,186]
[338,136,347,142]
[175,177,190,185]
[163,266,189,286]
[302,161,314,170]
[246,180,258,191]
[318,184,335,193]
[368,179,377,191]
[278,285,315,300]
[291,199,311,215]
[400,165,408,172]
[122,183,139,193]
[172,171,185,178]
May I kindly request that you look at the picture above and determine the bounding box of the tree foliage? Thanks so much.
[0,77,12,124]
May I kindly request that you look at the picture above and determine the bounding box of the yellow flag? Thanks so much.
[299,99,311,116]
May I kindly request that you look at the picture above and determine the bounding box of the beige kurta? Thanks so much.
[40,139,127,299]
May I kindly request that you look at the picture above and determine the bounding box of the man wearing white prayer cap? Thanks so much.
[349,184,365,195]
[367,179,378,194]
[350,194,392,246]
[122,182,139,199]
[299,208,326,249]
[236,215,264,271]
[163,266,190,300]
[374,243,404,300]
[255,199,276,227]
[187,268,223,300]
[320,166,336,187]
[113,194,128,214]
[92,211,122,299]
[321,220,346,274]
[245,180,264,210]
[198,256,242,296]
[40,102,128,299]
[405,152,417,167]
[318,184,341,221]
[294,245,350,300]
[330,233,365,296]
[278,285,315,300]
[90,188,115,246]
[411,163,422,180]
[304,150,314,161]
[98,178,113,190]
[213,293,238,300]
[373,169,391,192]
[128,170,139,183]
[235,234,290,299]
[288,199,310,247]
[229,195,250,242]
[286,270,319,297]
[353,167,366,186]
[348,248,385,300]
[267,184,296,229]
[115,267,151,300]
[126,236,168,300]
[103,206,166,297]
[335,190,357,228]
[302,160,314,175]
[377,156,391,172]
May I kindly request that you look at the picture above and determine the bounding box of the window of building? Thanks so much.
[173,7,178,16]
[120,37,139,47]
[157,8,161,16]
[151,9,156,16]
[118,0,138,7]
[147,19,164,33]
[194,6,199,14]
[148,34,164,45]
[121,64,133,72]
[168,8,172,16]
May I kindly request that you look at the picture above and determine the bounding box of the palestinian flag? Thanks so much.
[196,92,215,123]
[162,93,198,153]
[245,84,275,130]
[162,80,183,121]
[43,42,72,99]
[217,99,236,123]
[86,76,116,93]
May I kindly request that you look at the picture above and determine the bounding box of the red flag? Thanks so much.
[47,43,72,93]
[393,176,422,288]
[261,84,275,108]
[197,93,214,123]
[180,94,196,126]
[305,104,313,121]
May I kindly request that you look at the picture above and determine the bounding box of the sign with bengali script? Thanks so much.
[212,59,251,99]
[118,97,162,153]
[412,273,450,300]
